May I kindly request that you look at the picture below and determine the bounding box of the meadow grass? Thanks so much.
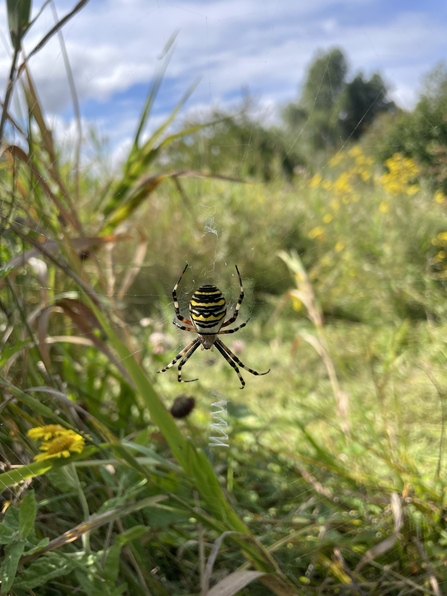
[2,48,447,594]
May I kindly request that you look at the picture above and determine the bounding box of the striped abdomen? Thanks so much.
[189,284,226,335]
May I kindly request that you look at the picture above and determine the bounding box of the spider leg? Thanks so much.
[218,317,250,335]
[157,338,199,374]
[214,340,246,389]
[177,340,201,383]
[216,338,270,384]
[173,320,196,332]
[173,263,191,324]
[221,265,244,328]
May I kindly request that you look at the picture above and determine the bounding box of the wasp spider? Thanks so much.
[157,264,270,389]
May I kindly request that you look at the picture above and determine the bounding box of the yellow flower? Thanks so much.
[27,425,66,441]
[329,153,343,167]
[33,430,86,461]
[334,172,353,194]
[291,296,302,311]
[308,226,324,239]
[437,232,447,242]
[360,169,372,181]
[380,153,420,195]
[348,146,362,158]
[434,251,446,263]
[434,190,445,204]
[323,213,333,224]
[406,184,419,196]
[330,200,340,211]
[379,201,389,213]
[335,241,345,252]
[309,174,322,188]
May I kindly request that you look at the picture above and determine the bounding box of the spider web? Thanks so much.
[1,0,447,590]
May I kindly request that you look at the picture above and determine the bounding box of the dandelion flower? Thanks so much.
[33,430,86,462]
[27,425,67,441]
[379,201,389,213]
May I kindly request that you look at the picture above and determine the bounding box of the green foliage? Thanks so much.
[282,48,395,154]
[2,8,447,592]
[373,62,447,191]
[0,492,53,593]
[6,0,31,50]
[164,98,303,181]
[338,72,395,140]
[300,47,348,113]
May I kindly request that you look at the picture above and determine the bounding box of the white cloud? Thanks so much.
[0,0,445,147]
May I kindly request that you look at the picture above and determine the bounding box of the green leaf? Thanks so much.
[24,536,50,556]
[6,0,32,50]
[4,504,19,530]
[116,525,147,545]
[18,490,37,539]
[102,539,122,584]
[0,540,26,593]
[0,460,54,492]
[0,264,16,280]
[14,553,76,589]
[74,569,105,596]
[102,529,146,587]
[0,339,32,365]
[0,523,15,545]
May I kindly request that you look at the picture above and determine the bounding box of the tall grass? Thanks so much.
[2,5,447,595]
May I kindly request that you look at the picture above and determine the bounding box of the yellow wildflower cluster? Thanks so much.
[307,148,425,244]
[27,425,86,461]
[307,146,375,243]
[309,146,374,206]
[379,153,420,196]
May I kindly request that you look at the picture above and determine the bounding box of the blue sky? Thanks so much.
[0,0,446,156]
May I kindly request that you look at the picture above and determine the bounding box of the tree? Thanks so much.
[338,72,395,141]
[282,48,394,155]
[372,62,447,190]
[282,48,348,152]
[300,47,348,113]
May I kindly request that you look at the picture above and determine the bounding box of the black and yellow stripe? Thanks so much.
[189,284,227,333]
[157,264,270,387]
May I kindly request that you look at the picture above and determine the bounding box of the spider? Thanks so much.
[157,264,270,389]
